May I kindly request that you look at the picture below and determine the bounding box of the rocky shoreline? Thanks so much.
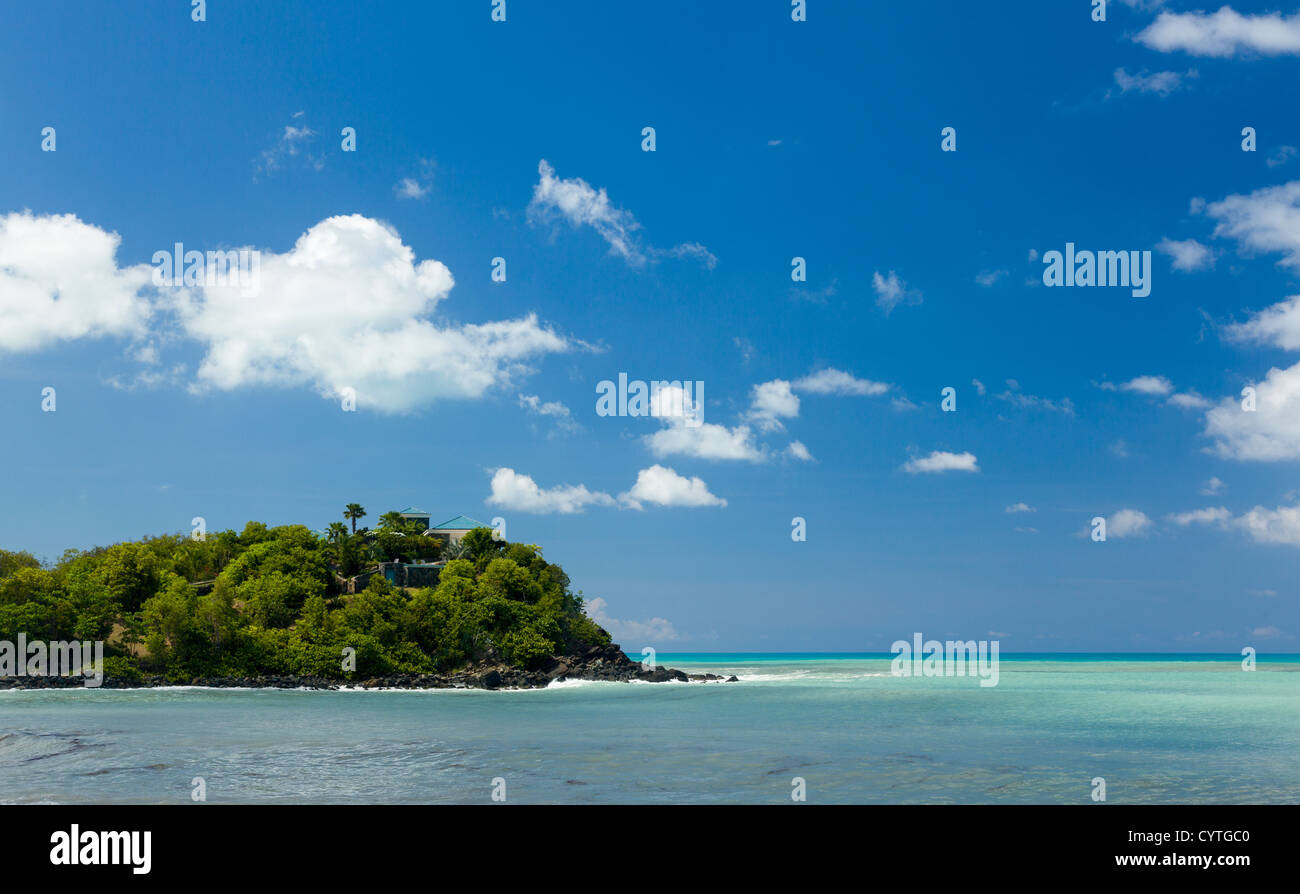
[0,643,737,691]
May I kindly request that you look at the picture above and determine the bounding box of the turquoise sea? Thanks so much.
[2,653,1297,804]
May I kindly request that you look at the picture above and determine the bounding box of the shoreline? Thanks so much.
[0,643,738,692]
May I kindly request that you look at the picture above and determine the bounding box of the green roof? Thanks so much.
[398,507,430,516]
[431,515,488,531]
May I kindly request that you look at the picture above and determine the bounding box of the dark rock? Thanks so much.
[0,644,724,691]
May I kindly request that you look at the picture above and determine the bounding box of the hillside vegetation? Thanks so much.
[0,520,610,683]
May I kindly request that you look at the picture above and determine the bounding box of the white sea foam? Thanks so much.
[544,677,602,689]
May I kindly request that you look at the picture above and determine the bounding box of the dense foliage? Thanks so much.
[0,515,609,682]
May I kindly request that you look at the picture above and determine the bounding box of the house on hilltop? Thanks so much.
[398,507,432,530]
[430,514,489,544]
[334,509,491,594]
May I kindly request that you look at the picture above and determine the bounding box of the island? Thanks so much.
[0,506,734,690]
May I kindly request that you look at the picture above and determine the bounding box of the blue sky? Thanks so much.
[1,0,1298,651]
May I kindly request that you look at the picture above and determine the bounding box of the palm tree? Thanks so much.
[344,503,366,534]
[327,522,348,542]
[378,510,405,530]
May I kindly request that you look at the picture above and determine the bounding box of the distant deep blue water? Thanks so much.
[2,653,1297,804]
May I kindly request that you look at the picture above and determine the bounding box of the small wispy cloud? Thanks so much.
[257,112,322,176]
[1268,145,1299,168]
[518,393,580,436]
[793,368,890,396]
[903,450,979,474]
[394,160,436,200]
[528,159,713,269]
[529,159,644,264]
[394,178,429,199]
[1120,375,1174,396]
[1156,237,1215,271]
[786,440,814,461]
[792,279,838,305]
[996,379,1075,415]
[1107,508,1152,538]
[1167,390,1212,410]
[1167,506,1232,526]
[872,270,922,315]
[660,241,718,269]
[733,336,757,364]
[1111,67,1197,97]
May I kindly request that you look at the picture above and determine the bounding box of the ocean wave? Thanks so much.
[0,731,96,765]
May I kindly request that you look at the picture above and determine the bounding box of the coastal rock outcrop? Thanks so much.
[0,642,736,691]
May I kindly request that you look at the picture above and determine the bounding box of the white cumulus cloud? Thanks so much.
[0,211,154,352]
[619,464,727,509]
[486,468,615,514]
[174,214,571,413]
[1136,7,1300,57]
[645,419,764,462]
[1206,181,1300,269]
[1226,295,1300,351]
[1235,503,1300,545]
[1203,362,1300,460]
[746,379,800,432]
[0,212,577,413]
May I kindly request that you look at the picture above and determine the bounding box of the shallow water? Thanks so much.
[2,654,1296,804]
